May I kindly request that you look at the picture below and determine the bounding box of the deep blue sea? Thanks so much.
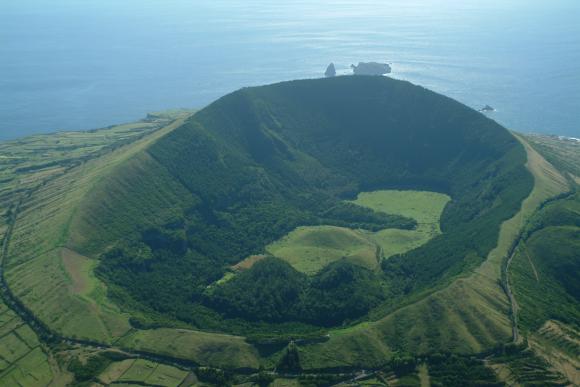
[1,0,579,140]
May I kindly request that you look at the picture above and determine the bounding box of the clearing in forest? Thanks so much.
[265,190,450,275]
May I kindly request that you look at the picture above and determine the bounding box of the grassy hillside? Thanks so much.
[508,134,580,383]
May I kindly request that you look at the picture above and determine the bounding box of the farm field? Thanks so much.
[117,328,261,369]
[525,134,580,180]
[265,190,450,275]
[0,300,56,386]
[108,359,190,386]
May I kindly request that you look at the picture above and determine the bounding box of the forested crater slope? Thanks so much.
[68,76,533,333]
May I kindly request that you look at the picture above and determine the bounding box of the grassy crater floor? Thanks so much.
[263,190,450,275]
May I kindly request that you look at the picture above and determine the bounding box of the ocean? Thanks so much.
[1,0,579,140]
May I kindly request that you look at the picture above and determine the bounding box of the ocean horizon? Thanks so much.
[1,0,579,140]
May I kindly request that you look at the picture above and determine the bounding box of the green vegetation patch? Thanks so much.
[524,134,580,180]
[0,347,53,387]
[266,225,379,275]
[0,296,53,385]
[1,77,537,369]
[117,359,158,382]
[117,328,261,369]
[144,363,189,387]
[490,346,570,386]
[511,193,580,332]
[353,190,450,259]
[353,190,450,228]
[427,353,501,386]
[208,257,387,327]
[265,190,449,276]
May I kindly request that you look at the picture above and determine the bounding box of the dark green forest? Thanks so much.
[96,76,533,333]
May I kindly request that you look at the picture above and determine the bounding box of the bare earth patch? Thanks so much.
[233,254,267,271]
[62,248,94,295]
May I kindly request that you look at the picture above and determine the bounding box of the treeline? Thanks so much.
[208,258,386,326]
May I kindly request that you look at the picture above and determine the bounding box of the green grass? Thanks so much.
[117,359,158,382]
[490,348,570,386]
[1,109,264,369]
[144,363,190,387]
[95,76,532,338]
[266,225,379,275]
[502,138,580,383]
[506,193,580,382]
[352,190,450,228]
[271,378,302,387]
[265,190,450,275]
[0,111,201,385]
[530,320,580,384]
[524,133,580,179]
[0,347,54,387]
[7,249,130,342]
[0,333,31,362]
[353,190,450,259]
[0,296,55,385]
[118,328,261,369]
[0,307,55,385]
[511,226,580,332]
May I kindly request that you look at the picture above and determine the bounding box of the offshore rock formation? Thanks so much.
[325,63,336,77]
[479,104,496,112]
[351,62,391,75]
